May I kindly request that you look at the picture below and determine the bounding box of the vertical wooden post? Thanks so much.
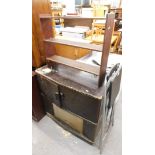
[98,13,115,87]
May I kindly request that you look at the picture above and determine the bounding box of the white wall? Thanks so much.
[50,0,75,13]
[95,0,121,8]
[61,0,75,13]
[50,0,121,13]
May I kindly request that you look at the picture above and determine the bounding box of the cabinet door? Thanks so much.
[37,76,60,114]
[59,86,101,123]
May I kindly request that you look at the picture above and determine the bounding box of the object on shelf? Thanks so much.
[61,26,90,39]
[82,8,94,17]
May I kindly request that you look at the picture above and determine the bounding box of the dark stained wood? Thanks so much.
[39,13,115,88]
[32,0,52,68]
[47,55,100,75]
[58,85,101,123]
[83,120,97,141]
[32,71,45,121]
[98,13,115,87]
[36,12,120,145]
[36,65,103,99]
[44,38,103,51]
[36,62,122,143]
[110,8,122,20]
[37,76,60,114]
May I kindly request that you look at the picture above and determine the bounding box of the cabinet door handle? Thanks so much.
[55,92,64,108]
[60,92,64,101]
[55,92,59,100]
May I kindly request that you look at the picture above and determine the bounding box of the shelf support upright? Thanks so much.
[98,13,115,87]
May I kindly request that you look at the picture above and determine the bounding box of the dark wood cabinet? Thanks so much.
[35,12,121,146]
[36,63,122,143]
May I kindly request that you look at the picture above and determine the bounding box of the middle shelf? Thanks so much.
[44,38,103,51]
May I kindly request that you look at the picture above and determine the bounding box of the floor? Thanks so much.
[32,91,122,155]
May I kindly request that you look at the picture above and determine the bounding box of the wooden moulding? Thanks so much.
[47,55,100,75]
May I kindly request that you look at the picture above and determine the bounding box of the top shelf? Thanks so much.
[40,14,106,20]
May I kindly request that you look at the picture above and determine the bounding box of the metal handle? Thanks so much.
[55,92,64,108]
[55,92,59,100]
[60,92,64,102]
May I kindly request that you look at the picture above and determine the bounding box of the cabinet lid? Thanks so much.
[36,65,104,100]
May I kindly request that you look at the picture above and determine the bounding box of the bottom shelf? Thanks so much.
[46,55,100,75]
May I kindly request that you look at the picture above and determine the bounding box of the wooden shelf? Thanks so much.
[44,38,103,51]
[40,13,115,87]
[47,55,100,75]
[40,14,106,20]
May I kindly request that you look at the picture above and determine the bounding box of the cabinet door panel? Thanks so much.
[59,86,101,123]
[37,76,60,112]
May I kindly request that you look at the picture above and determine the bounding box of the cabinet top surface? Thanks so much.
[36,53,122,99]
[36,65,104,99]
